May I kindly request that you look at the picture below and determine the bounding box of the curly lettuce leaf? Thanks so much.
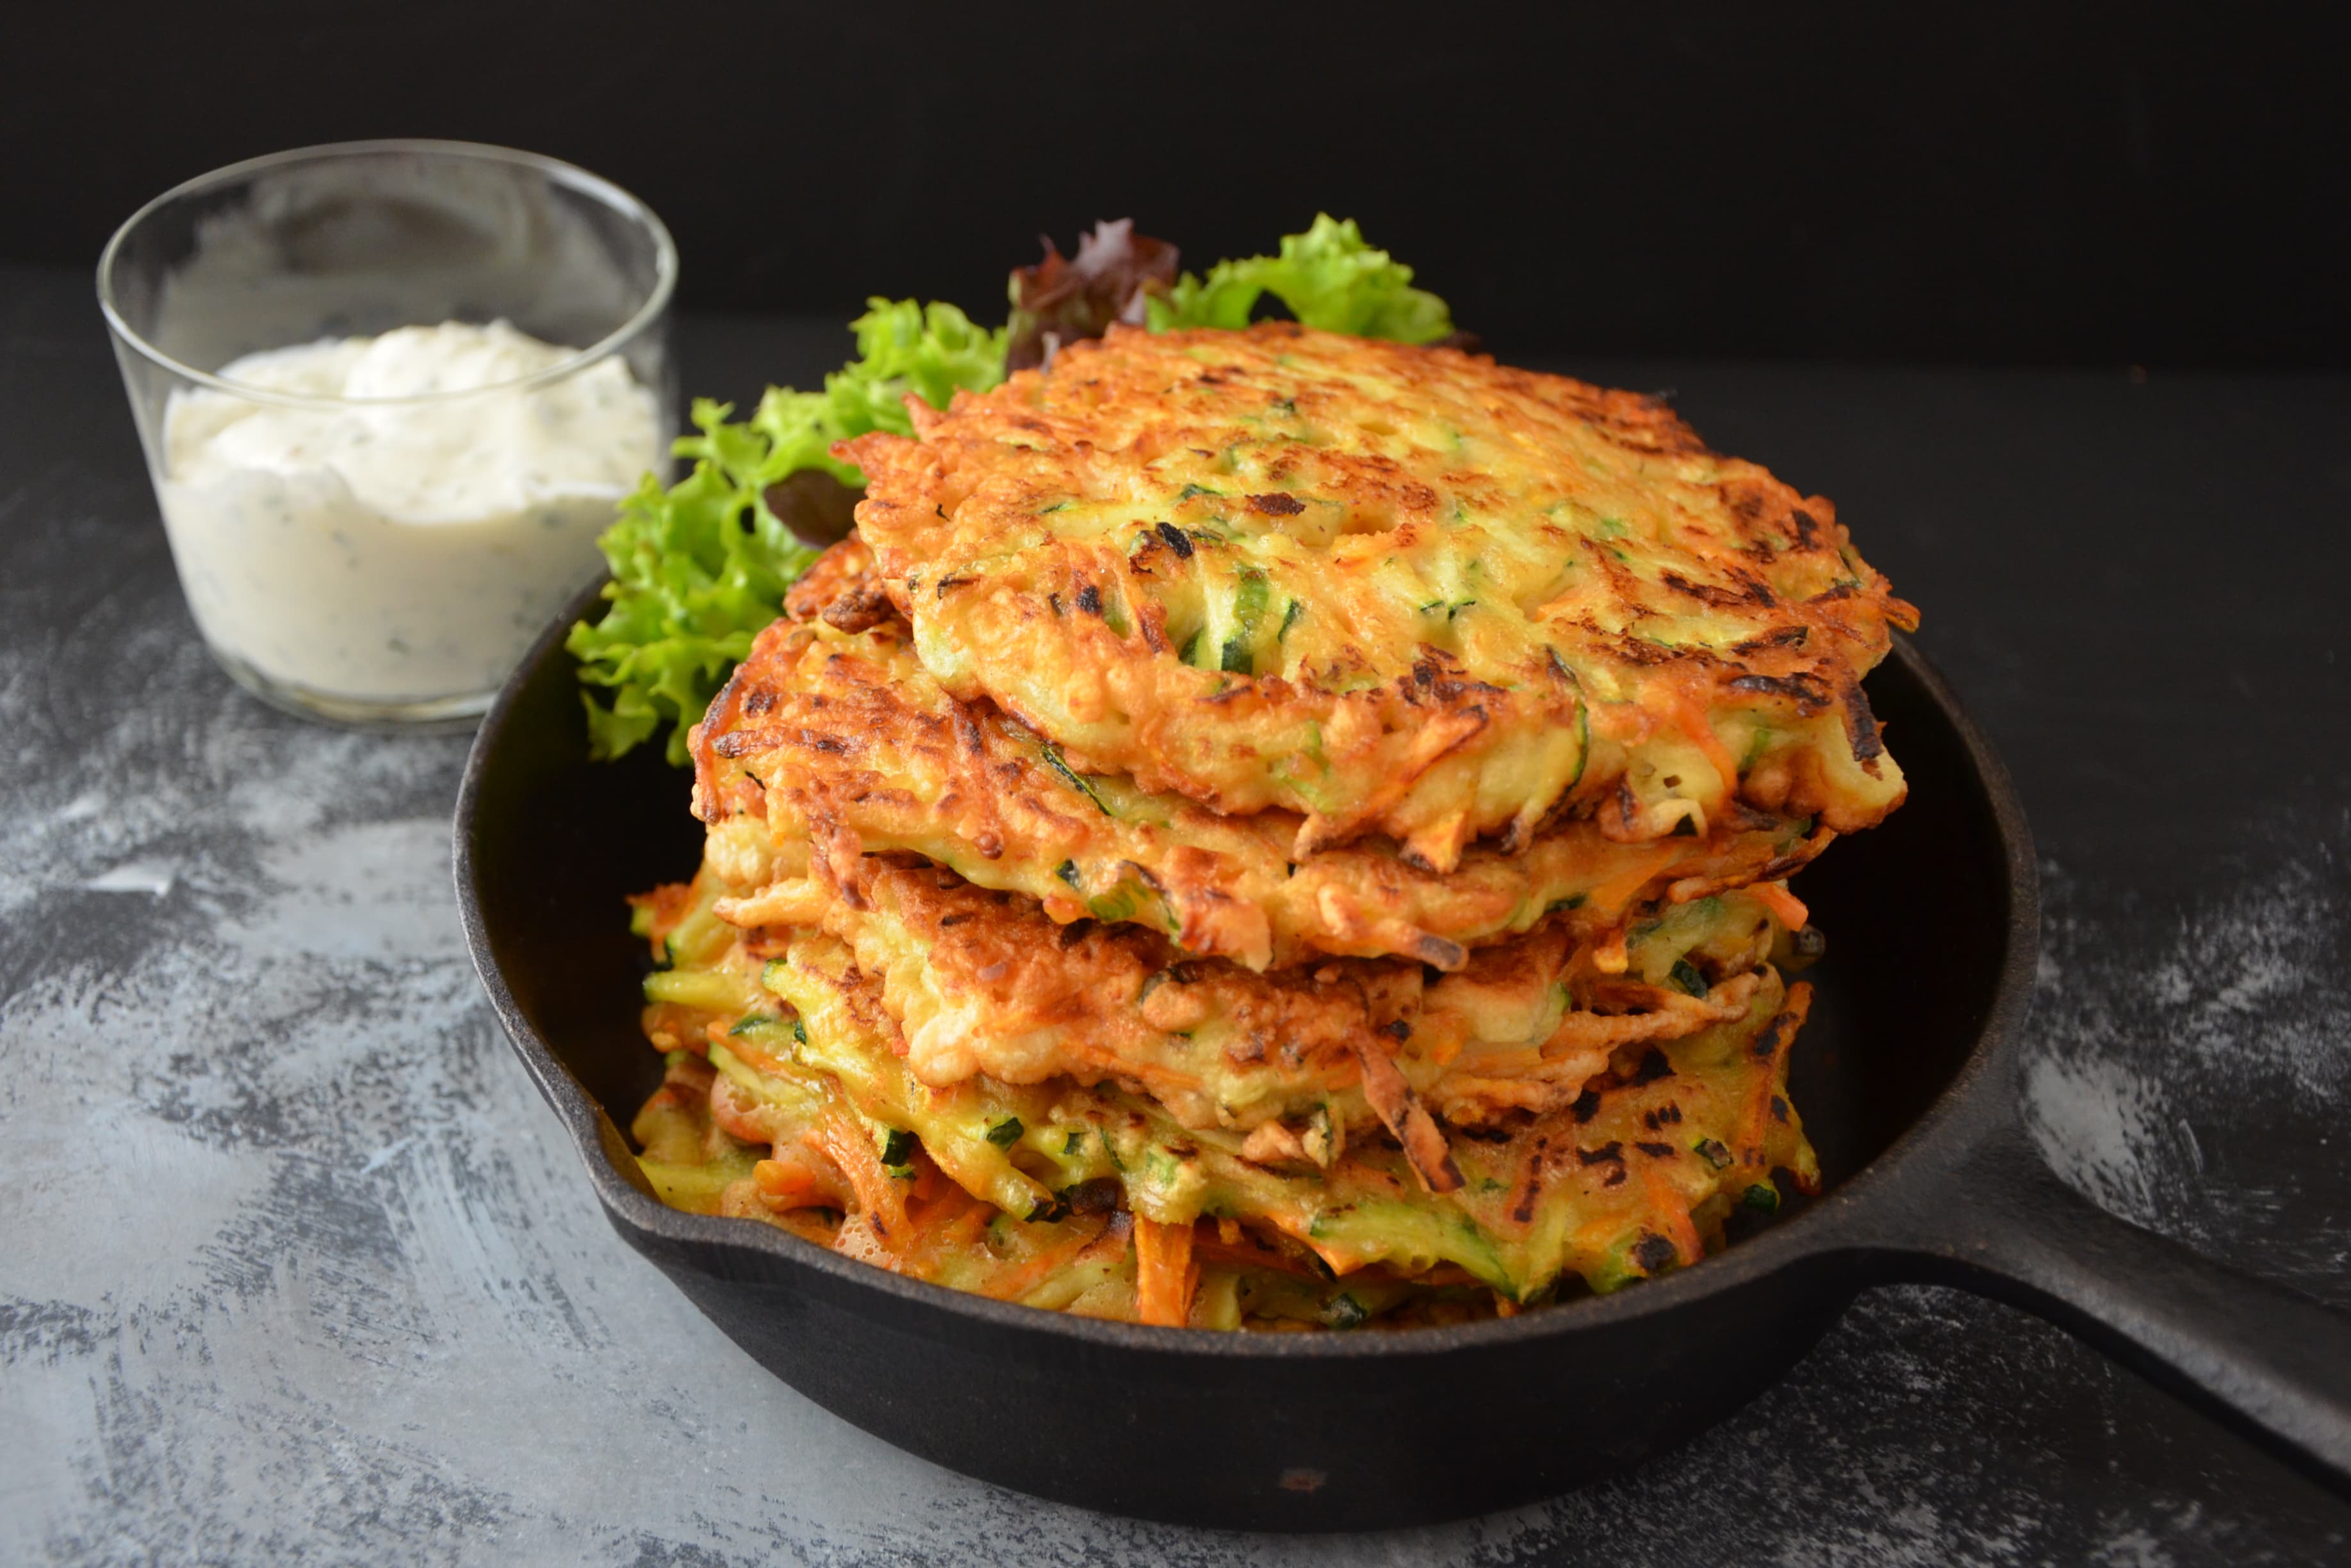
[1147,215,1453,344]
[564,400,815,765]
[567,300,1006,762]
[789,298,1010,482]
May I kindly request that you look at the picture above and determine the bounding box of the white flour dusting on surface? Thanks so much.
[83,861,177,896]
[2022,849,2350,1282]
[2025,1051,2169,1223]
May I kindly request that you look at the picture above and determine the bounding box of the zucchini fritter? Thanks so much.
[635,872,1821,1314]
[845,322,1915,871]
[695,591,1831,972]
[699,828,1787,1160]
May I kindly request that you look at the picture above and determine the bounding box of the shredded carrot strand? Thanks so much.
[905,1168,976,1228]
[1636,1161,1705,1266]
[1193,1233,1320,1279]
[752,1156,831,1211]
[1134,1215,1200,1327]
[1418,1264,1484,1288]
[1585,845,1686,920]
[1257,1211,1365,1276]
[899,1189,990,1260]
[809,1110,907,1243]
[905,1151,943,1205]
[1671,685,1745,797]
[1737,981,1814,1164]
[1748,880,1810,934]
[628,881,694,958]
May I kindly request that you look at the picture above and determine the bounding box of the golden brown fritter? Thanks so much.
[844,322,1916,871]
[703,837,1787,1161]
[638,879,1821,1310]
[693,595,1831,972]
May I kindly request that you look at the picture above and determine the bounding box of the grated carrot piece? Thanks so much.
[752,1154,833,1211]
[901,1186,990,1259]
[905,1150,943,1205]
[1737,981,1813,1166]
[628,881,696,958]
[1748,880,1810,935]
[1348,1036,1466,1195]
[1584,844,1686,921]
[1134,1214,1200,1327]
[1194,1231,1321,1279]
[1635,1159,1705,1266]
[809,1109,907,1244]
[1668,680,1745,799]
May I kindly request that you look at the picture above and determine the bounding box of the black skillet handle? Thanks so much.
[1859,1118,2351,1498]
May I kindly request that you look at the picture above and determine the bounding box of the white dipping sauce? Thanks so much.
[159,320,660,704]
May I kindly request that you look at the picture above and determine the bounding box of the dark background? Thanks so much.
[13,2,2348,366]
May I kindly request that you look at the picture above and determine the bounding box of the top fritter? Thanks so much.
[845,323,1916,872]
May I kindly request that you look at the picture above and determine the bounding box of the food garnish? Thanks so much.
[566,300,1003,763]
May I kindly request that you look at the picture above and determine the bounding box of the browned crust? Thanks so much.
[840,323,1915,865]
[694,555,1835,972]
[715,847,1776,1137]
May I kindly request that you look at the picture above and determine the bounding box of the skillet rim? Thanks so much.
[455,580,2038,1364]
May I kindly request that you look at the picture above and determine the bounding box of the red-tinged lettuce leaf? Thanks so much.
[1004,219,1181,371]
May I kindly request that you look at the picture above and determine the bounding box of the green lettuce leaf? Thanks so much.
[1147,214,1453,344]
[566,299,1006,762]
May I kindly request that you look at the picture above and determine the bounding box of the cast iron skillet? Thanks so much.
[455,583,2351,1530]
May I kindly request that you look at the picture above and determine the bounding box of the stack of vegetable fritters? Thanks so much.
[627,322,1914,1328]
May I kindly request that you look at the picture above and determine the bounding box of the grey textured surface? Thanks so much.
[4,264,2350,1564]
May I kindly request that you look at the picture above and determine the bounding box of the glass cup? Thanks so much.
[98,140,678,728]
